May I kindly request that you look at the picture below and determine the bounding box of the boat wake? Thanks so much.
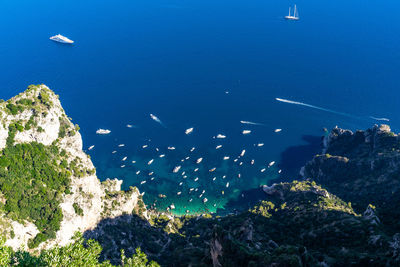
[369,116,390,122]
[275,98,357,119]
[276,98,391,123]
[240,120,264,126]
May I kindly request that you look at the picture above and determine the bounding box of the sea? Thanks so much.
[1,0,399,215]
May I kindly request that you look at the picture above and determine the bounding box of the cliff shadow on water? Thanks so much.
[215,187,266,216]
[276,134,322,182]
[208,135,323,216]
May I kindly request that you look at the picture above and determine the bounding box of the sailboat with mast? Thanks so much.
[285,4,299,20]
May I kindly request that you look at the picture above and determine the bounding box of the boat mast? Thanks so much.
[294,5,297,18]
[288,7,291,16]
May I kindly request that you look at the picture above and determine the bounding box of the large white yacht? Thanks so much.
[49,34,74,44]
[285,5,299,20]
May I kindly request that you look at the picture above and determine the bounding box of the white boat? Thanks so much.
[173,166,181,173]
[285,5,299,20]
[268,161,276,167]
[88,145,95,150]
[216,134,226,139]
[50,34,74,44]
[274,129,282,133]
[96,129,111,135]
[242,130,251,135]
[185,127,194,135]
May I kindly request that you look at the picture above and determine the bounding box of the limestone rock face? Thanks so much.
[0,85,142,251]
[363,205,380,225]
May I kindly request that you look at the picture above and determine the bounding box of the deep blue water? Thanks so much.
[1,0,399,214]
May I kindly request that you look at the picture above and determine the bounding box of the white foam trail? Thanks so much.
[369,116,390,122]
[240,120,264,126]
[150,114,166,127]
[275,98,357,118]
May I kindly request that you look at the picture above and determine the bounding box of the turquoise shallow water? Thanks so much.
[1,0,399,214]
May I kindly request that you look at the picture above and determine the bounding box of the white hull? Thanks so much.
[50,34,74,44]
[285,16,299,20]
[50,39,74,44]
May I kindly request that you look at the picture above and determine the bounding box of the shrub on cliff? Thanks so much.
[0,232,158,266]
[0,141,71,248]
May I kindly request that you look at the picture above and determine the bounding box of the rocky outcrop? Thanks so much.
[0,85,143,251]
[302,125,400,215]
[363,205,380,225]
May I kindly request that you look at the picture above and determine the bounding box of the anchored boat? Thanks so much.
[50,34,74,44]
[285,5,299,20]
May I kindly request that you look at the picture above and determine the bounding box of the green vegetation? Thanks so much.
[0,233,159,266]
[250,200,275,218]
[2,88,399,266]
[73,203,84,216]
[3,85,54,117]
[38,90,52,108]
[303,125,400,234]
[85,180,396,266]
[0,136,71,248]
[5,103,22,115]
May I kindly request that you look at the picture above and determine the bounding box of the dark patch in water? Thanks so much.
[276,135,322,182]
[215,187,266,216]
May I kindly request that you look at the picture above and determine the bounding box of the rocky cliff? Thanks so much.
[1,86,400,266]
[0,85,144,251]
[302,124,400,233]
[84,125,400,266]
